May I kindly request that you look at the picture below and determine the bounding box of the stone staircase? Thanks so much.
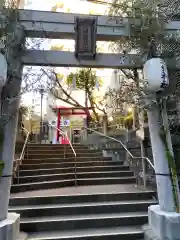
[11,144,136,193]
[9,143,157,240]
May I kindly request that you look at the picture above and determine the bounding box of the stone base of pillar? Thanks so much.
[0,213,26,240]
[143,205,180,240]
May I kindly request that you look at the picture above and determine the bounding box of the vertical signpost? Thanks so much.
[74,17,97,60]
[74,17,97,138]
[39,87,45,143]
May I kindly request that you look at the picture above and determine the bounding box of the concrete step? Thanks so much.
[28,143,86,145]
[10,191,156,206]
[22,157,112,164]
[26,152,103,159]
[20,212,148,232]
[14,171,134,184]
[11,177,136,193]
[27,149,99,154]
[27,144,88,150]
[26,226,143,240]
[9,200,156,218]
[77,177,136,186]
[18,165,130,177]
[19,161,123,170]
[11,179,74,193]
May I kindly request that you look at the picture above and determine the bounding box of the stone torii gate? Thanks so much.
[17,10,180,69]
[0,8,180,240]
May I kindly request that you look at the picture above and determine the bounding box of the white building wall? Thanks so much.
[105,69,125,117]
[46,92,57,124]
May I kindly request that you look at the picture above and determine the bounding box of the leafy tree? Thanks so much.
[109,0,167,53]
[51,2,71,12]
[108,0,167,88]
[51,2,64,12]
[103,68,141,129]
[45,67,106,123]
[109,0,180,80]
[66,68,105,121]
[109,0,180,127]
[109,1,180,194]
[50,45,65,51]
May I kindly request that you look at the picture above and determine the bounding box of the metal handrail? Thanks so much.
[83,126,155,188]
[84,127,154,170]
[20,127,30,160]
[64,131,77,187]
[16,127,30,184]
[48,124,77,186]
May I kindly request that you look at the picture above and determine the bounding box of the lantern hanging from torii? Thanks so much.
[143,58,169,93]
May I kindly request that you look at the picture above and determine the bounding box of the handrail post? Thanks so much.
[17,163,20,185]
[75,156,77,186]
[135,156,139,186]
[124,128,129,165]
[103,115,108,135]
[27,143,29,163]
[64,141,66,160]
[13,127,30,184]
[83,117,88,142]
[140,140,147,188]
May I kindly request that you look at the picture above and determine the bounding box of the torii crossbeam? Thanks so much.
[23,50,180,69]
[17,9,180,41]
[8,9,177,69]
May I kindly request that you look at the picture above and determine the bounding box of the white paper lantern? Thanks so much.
[0,53,7,88]
[143,58,169,92]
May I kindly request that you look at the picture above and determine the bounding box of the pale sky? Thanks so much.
[22,0,114,115]
[25,0,108,12]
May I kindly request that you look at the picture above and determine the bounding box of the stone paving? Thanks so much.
[10,184,151,198]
